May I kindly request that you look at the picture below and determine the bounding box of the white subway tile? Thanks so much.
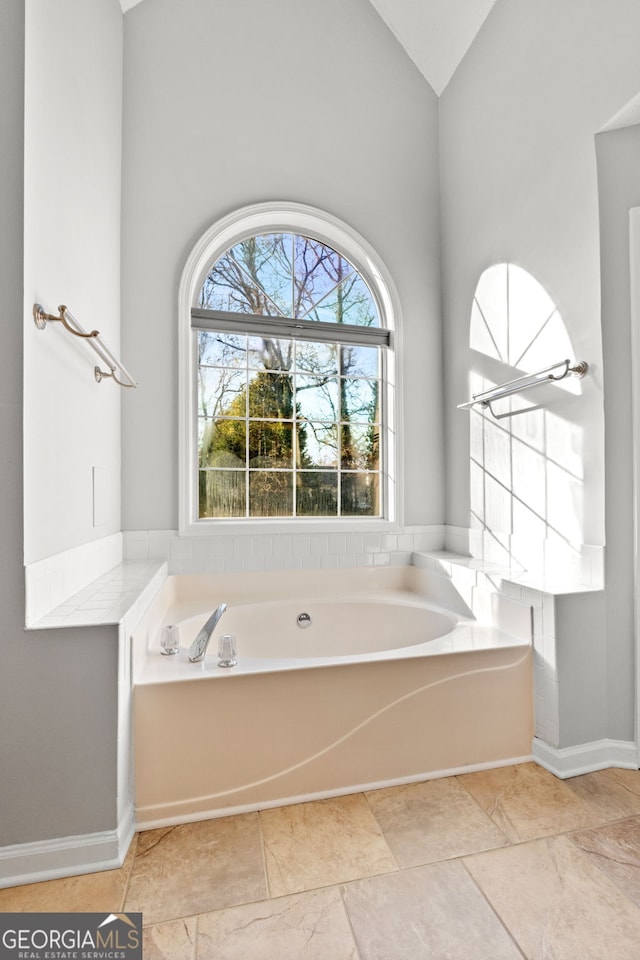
[365,533,381,553]
[233,537,254,561]
[273,535,292,557]
[328,534,347,554]
[252,536,273,558]
[239,557,267,572]
[347,534,365,554]
[390,551,412,566]
[309,534,329,556]
[212,536,235,559]
[191,538,214,560]
[290,535,310,557]
[147,530,174,559]
[338,554,357,568]
[200,558,227,574]
[175,558,205,575]
[169,537,193,560]
[125,530,149,543]
[542,593,556,638]
[320,554,339,568]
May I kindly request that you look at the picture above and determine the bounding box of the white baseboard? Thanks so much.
[0,803,135,890]
[532,737,638,778]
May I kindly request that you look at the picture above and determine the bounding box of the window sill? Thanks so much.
[179,518,402,537]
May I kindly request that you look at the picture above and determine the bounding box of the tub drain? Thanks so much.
[297,612,312,628]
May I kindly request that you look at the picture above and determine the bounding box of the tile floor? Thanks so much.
[2,762,640,958]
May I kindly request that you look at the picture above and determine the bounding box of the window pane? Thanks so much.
[194,229,387,522]
[295,340,338,376]
[293,236,353,319]
[297,421,338,469]
[340,344,379,378]
[200,234,292,316]
[199,470,246,518]
[248,371,294,418]
[198,367,246,419]
[248,335,293,372]
[341,378,379,423]
[249,471,293,517]
[340,423,379,470]
[297,472,338,516]
[296,375,339,422]
[303,274,378,327]
[340,472,380,516]
[199,419,246,467]
[198,331,247,368]
[248,422,293,468]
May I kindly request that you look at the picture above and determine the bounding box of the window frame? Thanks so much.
[178,202,403,534]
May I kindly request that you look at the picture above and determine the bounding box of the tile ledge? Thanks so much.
[26,561,167,631]
[412,551,602,596]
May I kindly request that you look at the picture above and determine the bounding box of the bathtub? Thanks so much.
[132,566,533,828]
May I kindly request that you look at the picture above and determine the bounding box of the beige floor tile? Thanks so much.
[465,833,640,960]
[565,767,640,821]
[341,860,522,960]
[260,794,397,897]
[457,762,602,842]
[366,776,509,867]
[143,917,196,960]
[196,888,359,960]
[570,816,640,905]
[125,816,266,925]
[0,836,137,912]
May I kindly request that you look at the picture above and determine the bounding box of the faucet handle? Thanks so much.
[218,634,237,668]
[160,624,180,655]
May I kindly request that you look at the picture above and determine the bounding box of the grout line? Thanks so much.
[191,913,199,960]
[338,884,365,960]
[452,772,514,846]
[256,808,273,900]
[361,787,402,874]
[459,857,528,959]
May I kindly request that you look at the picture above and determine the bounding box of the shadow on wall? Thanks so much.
[467,263,586,578]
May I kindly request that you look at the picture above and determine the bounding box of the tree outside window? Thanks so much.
[194,232,385,519]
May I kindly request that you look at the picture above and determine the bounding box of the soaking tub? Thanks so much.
[132,566,533,828]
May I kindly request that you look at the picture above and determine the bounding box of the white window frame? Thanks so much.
[178,201,403,535]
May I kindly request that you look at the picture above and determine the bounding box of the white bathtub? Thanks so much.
[132,566,533,828]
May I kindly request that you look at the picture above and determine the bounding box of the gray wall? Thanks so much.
[0,1,121,849]
[440,0,640,547]
[439,0,640,746]
[121,0,442,532]
[23,0,124,565]
[596,123,640,742]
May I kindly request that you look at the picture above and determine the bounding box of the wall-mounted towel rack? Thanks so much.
[33,303,137,388]
[458,359,587,420]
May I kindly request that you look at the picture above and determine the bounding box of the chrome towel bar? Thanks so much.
[33,303,137,388]
[458,359,587,420]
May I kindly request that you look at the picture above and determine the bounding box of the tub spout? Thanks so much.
[188,603,228,662]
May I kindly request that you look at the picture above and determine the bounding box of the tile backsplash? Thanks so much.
[122,526,447,574]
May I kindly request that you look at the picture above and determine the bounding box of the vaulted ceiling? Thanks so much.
[119,0,497,96]
[366,0,497,95]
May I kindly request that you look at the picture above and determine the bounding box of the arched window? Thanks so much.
[179,203,399,530]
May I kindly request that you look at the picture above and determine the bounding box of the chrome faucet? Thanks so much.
[188,603,228,662]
